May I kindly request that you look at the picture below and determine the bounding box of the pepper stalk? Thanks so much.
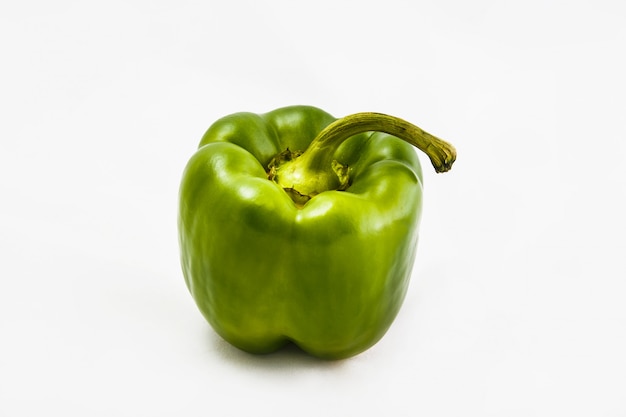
[268,112,456,205]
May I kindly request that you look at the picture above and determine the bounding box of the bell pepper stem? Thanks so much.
[271,112,456,201]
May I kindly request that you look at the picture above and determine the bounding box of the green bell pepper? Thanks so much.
[178,105,456,359]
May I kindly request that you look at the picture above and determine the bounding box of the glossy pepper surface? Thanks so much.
[178,105,456,359]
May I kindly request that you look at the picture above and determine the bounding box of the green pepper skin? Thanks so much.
[178,105,423,359]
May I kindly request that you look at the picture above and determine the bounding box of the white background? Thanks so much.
[1,0,625,415]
